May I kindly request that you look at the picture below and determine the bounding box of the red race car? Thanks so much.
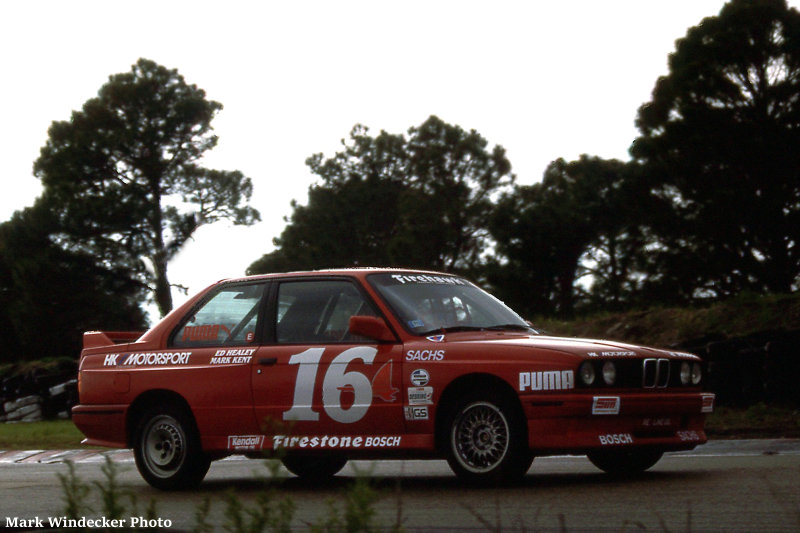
[73,269,714,490]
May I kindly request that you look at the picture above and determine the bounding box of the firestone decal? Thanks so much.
[599,433,634,445]
[272,435,401,449]
[406,349,444,361]
[519,370,574,391]
[103,352,191,367]
[228,435,265,450]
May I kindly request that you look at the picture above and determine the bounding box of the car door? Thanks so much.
[170,281,268,440]
[251,278,404,451]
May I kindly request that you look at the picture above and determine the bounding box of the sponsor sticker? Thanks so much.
[228,435,265,450]
[406,349,445,361]
[592,396,621,415]
[587,351,637,358]
[211,348,256,365]
[599,433,634,445]
[701,393,715,413]
[408,319,425,329]
[519,370,574,391]
[272,434,401,449]
[104,352,191,367]
[426,335,445,342]
[410,369,430,386]
[408,386,434,405]
[404,406,429,421]
[677,430,701,441]
[390,274,467,286]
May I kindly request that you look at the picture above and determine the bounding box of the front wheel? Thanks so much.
[133,405,210,490]
[586,448,663,475]
[445,396,531,483]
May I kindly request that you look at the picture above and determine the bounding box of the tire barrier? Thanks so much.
[676,329,800,407]
[0,362,78,423]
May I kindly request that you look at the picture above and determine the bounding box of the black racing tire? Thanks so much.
[586,448,664,475]
[444,393,531,484]
[282,455,348,480]
[133,404,210,490]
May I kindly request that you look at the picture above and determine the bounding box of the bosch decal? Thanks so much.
[519,370,574,391]
[599,433,634,445]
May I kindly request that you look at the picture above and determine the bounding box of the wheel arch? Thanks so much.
[125,389,195,448]
[434,372,526,455]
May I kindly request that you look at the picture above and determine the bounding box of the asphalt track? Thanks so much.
[1,439,799,532]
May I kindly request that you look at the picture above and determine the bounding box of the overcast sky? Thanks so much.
[1,0,785,320]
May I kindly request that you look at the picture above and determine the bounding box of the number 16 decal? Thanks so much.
[283,347,398,424]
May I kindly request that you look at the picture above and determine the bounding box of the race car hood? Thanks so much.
[432,332,699,362]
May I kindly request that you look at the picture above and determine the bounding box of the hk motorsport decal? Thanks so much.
[103,352,192,367]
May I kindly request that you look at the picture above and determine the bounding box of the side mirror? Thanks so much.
[348,316,396,342]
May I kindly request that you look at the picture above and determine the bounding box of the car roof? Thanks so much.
[218,267,458,284]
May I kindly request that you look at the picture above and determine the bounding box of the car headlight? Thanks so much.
[680,361,691,385]
[691,362,702,385]
[602,361,616,385]
[579,361,596,386]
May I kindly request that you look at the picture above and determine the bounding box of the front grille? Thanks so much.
[642,358,670,388]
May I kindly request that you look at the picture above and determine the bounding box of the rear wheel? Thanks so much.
[282,455,347,480]
[133,405,210,490]
[586,448,663,475]
[445,394,531,483]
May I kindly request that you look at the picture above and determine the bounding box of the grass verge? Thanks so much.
[0,419,90,449]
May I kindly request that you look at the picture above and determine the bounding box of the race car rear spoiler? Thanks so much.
[83,331,145,349]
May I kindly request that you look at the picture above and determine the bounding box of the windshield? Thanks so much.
[367,273,535,335]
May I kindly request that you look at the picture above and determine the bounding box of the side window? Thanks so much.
[276,280,379,344]
[172,283,266,348]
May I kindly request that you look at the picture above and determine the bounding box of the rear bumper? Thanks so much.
[71,404,129,448]
[522,391,714,454]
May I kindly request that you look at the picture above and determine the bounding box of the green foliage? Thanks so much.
[488,156,649,317]
[54,457,404,532]
[33,58,259,316]
[631,0,800,297]
[248,116,512,276]
[0,203,146,361]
